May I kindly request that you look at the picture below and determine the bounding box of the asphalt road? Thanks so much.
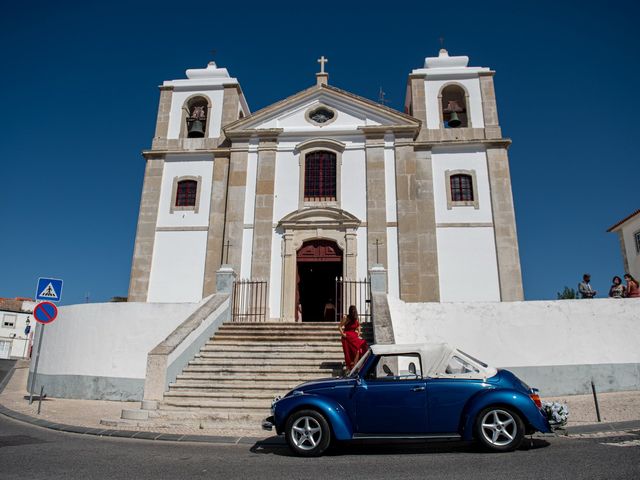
[0,415,638,480]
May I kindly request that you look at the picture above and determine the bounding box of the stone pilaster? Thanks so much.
[415,149,440,302]
[153,86,173,140]
[218,86,240,145]
[128,157,164,302]
[394,140,420,302]
[479,72,502,140]
[202,153,230,297]
[486,147,524,301]
[250,136,278,319]
[365,135,388,269]
[222,142,249,274]
[409,75,427,140]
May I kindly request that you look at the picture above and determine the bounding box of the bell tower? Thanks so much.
[128,61,250,303]
[404,49,524,302]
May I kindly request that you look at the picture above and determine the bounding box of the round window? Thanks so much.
[308,107,335,124]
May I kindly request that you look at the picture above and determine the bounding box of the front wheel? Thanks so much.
[285,409,331,456]
[475,407,525,452]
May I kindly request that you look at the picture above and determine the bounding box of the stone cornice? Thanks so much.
[412,138,512,150]
[359,125,420,139]
[224,128,283,141]
[142,148,229,159]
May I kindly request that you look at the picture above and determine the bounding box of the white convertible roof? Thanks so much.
[370,342,497,379]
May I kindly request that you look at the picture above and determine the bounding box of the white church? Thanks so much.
[128,49,524,321]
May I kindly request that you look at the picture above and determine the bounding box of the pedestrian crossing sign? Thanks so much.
[36,277,63,302]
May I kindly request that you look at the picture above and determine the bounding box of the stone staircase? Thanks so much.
[110,321,373,433]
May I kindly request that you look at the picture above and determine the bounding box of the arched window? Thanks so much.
[450,174,474,202]
[183,96,209,138]
[304,151,337,201]
[176,180,198,207]
[441,85,469,128]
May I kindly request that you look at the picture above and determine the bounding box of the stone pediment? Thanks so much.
[278,206,361,230]
[224,84,420,137]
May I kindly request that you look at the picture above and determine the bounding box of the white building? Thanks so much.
[0,298,35,359]
[608,209,640,280]
[128,50,524,320]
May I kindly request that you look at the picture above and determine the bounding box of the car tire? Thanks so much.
[285,409,331,457]
[474,406,525,452]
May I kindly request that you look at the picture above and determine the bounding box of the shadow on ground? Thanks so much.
[250,437,550,457]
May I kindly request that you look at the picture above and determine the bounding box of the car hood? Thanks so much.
[287,376,355,395]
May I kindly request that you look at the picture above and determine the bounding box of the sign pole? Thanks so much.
[28,323,45,405]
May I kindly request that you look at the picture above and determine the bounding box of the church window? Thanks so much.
[183,96,209,138]
[304,151,337,201]
[445,170,479,209]
[170,175,202,213]
[176,180,198,206]
[440,85,469,128]
[450,174,474,202]
[305,105,337,127]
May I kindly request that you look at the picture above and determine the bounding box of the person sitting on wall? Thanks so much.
[578,273,597,299]
[624,273,640,298]
[609,276,626,298]
[339,305,369,371]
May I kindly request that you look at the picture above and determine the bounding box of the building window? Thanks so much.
[450,174,474,202]
[635,231,640,254]
[305,104,337,127]
[440,84,469,128]
[445,170,479,209]
[176,180,197,207]
[304,151,337,201]
[170,176,202,213]
[2,314,16,329]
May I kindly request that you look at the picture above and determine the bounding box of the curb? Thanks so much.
[567,420,640,435]
[0,403,286,446]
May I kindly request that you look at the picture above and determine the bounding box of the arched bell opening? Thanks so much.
[440,84,469,128]
[183,96,210,138]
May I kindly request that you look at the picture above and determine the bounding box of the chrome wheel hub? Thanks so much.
[480,409,517,446]
[291,416,322,451]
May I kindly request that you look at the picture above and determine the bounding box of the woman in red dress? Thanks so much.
[339,305,369,371]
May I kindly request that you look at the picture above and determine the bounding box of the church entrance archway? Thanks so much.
[296,240,342,322]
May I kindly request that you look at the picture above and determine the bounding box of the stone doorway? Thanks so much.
[296,240,343,322]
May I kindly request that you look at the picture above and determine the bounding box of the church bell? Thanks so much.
[187,120,205,138]
[447,111,461,128]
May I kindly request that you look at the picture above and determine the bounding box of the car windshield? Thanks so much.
[348,350,371,378]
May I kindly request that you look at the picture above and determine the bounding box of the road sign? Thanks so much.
[36,277,63,302]
[33,301,58,325]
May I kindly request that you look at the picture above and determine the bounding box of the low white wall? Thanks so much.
[28,301,201,400]
[389,297,640,395]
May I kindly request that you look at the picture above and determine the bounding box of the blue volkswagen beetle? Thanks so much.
[262,343,551,456]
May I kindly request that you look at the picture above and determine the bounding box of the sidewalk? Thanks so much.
[2,360,639,440]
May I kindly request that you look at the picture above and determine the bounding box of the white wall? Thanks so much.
[147,230,208,302]
[167,88,225,139]
[620,216,640,280]
[424,77,485,129]
[431,147,493,225]
[436,227,501,302]
[32,302,199,379]
[156,155,213,228]
[389,296,640,368]
[269,230,284,318]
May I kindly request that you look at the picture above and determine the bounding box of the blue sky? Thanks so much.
[1,0,637,304]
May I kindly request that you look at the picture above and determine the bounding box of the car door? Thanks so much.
[355,353,428,434]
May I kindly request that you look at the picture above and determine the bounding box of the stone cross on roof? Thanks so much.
[317,55,328,73]
[316,56,329,86]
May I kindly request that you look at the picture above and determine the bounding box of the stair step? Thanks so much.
[189,358,343,367]
[197,353,344,361]
[212,336,340,342]
[208,339,342,345]
[162,398,270,409]
[182,366,337,375]
[170,380,308,390]
[202,343,343,350]
[155,406,268,421]
[164,390,279,400]
[176,372,331,381]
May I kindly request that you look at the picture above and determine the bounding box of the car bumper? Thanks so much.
[262,415,275,431]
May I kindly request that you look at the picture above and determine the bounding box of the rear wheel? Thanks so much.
[285,409,331,457]
[475,407,524,452]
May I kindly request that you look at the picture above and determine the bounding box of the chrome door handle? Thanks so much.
[411,386,425,392]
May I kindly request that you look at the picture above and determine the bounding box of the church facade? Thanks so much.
[128,50,524,321]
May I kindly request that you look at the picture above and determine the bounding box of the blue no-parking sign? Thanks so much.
[36,277,63,302]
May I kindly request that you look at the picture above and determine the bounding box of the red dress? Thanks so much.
[341,317,369,370]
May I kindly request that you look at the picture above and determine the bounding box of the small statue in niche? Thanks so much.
[190,105,207,121]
